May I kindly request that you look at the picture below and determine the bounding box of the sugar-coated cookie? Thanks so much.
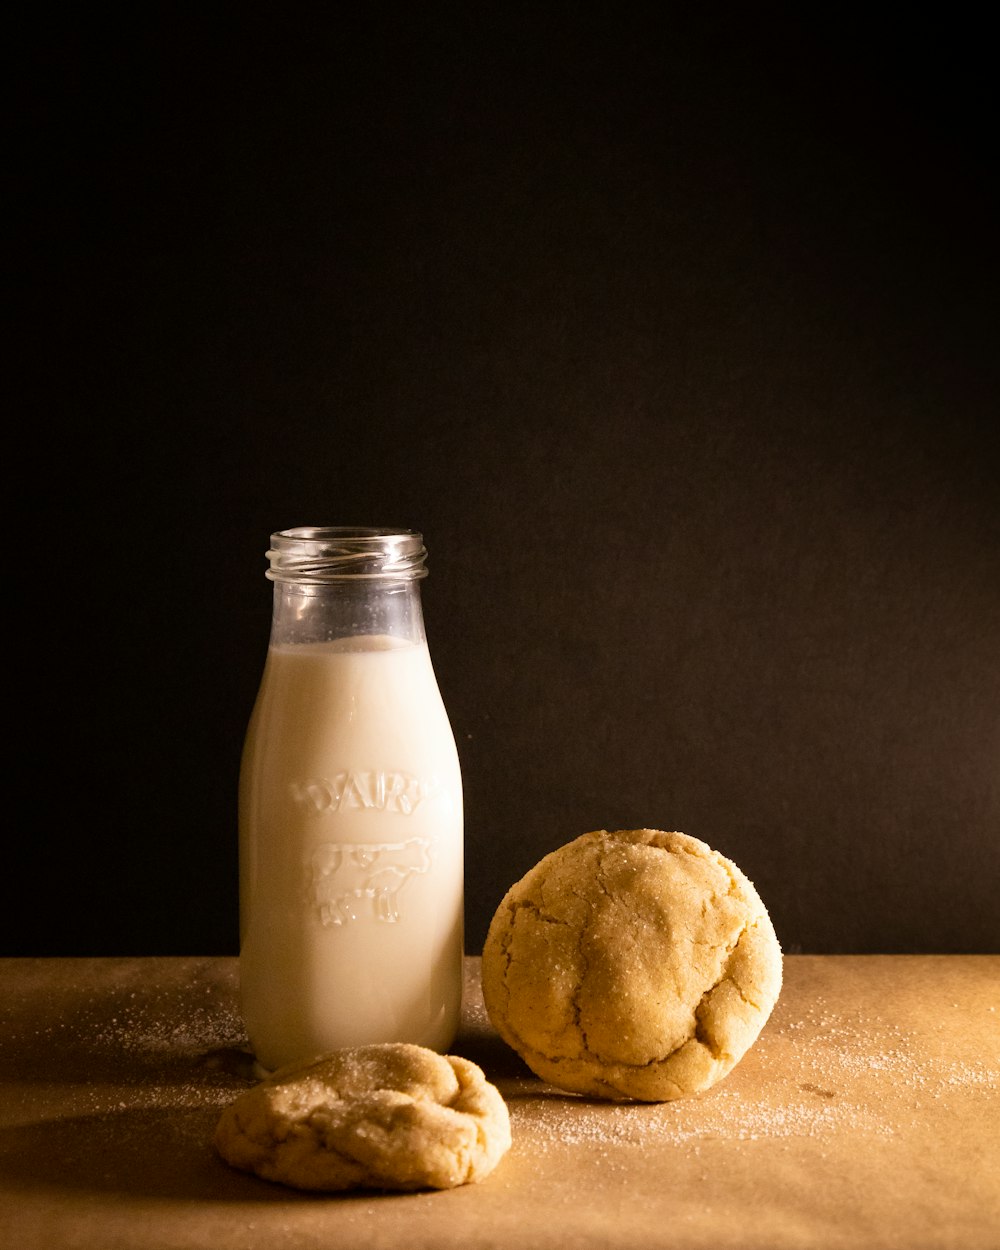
[214,1042,511,1191]
[481,829,782,1101]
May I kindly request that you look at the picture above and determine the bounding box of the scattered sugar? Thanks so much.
[508,998,998,1153]
[91,996,247,1057]
[6,964,996,1165]
[461,993,491,1032]
[513,1090,898,1152]
[2,965,257,1124]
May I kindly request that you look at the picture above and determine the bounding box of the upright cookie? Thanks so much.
[481,829,782,1101]
[214,1042,511,1191]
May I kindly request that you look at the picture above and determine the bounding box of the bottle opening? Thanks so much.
[266,527,428,583]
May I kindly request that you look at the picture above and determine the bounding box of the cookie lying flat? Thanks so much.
[214,1042,511,1191]
[481,829,782,1102]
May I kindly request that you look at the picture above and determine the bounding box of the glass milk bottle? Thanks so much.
[238,527,464,1072]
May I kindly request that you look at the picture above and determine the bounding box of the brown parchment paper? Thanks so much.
[1,954,997,1249]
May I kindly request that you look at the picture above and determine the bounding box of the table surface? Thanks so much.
[1,954,997,1250]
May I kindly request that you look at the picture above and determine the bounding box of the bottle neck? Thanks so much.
[269,578,426,647]
[264,527,430,648]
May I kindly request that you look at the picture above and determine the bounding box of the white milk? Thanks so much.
[239,634,464,1072]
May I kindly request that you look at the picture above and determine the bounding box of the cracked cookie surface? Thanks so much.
[214,1042,511,1191]
[481,829,782,1101]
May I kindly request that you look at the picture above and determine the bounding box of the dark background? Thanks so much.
[9,7,998,957]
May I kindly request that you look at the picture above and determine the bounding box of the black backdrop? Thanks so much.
[9,7,998,957]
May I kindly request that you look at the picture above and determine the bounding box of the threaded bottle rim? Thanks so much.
[265,527,429,583]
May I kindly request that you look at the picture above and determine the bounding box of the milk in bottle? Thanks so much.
[238,528,463,1072]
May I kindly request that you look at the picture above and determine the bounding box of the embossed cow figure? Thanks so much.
[309,838,433,926]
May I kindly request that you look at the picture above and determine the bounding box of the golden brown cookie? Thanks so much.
[481,829,782,1101]
[214,1042,511,1191]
